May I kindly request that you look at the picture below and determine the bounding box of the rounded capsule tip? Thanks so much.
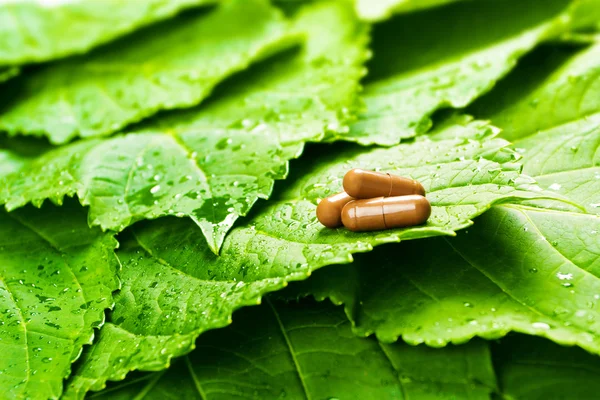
[343,169,364,198]
[415,195,431,222]
[341,201,359,232]
[316,198,340,228]
[414,180,426,196]
[316,192,354,228]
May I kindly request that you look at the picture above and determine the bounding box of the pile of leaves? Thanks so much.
[0,0,599,399]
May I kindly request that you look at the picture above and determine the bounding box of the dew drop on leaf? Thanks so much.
[531,322,550,330]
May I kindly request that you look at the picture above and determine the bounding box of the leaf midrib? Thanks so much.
[266,298,311,400]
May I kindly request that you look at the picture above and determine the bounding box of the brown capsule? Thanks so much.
[316,192,354,228]
[343,168,425,199]
[341,195,431,232]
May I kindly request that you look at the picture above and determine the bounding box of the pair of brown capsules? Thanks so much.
[316,169,431,232]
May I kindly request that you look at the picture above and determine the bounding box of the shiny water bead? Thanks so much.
[341,195,431,232]
[316,192,354,228]
[343,168,425,199]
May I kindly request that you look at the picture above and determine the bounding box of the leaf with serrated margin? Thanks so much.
[293,49,599,356]
[0,0,217,66]
[288,204,600,352]
[472,40,600,142]
[62,120,549,398]
[0,201,119,400]
[79,300,497,400]
[517,115,600,214]
[0,0,369,253]
[347,0,592,146]
[0,0,296,144]
[354,0,463,22]
[471,41,600,214]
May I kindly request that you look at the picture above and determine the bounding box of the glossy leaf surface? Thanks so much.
[347,0,586,146]
[0,0,295,143]
[62,120,548,398]
[0,0,369,252]
[354,0,463,22]
[0,0,216,65]
[494,335,600,400]
[0,202,119,400]
[86,301,497,400]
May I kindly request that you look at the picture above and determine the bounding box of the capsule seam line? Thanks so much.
[381,201,389,229]
[386,173,392,197]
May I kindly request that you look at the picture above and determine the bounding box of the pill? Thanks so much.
[343,168,425,199]
[316,192,354,228]
[341,195,431,232]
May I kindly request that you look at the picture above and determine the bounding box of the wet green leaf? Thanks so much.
[0,0,296,143]
[471,41,600,213]
[0,201,119,400]
[290,204,600,351]
[288,70,600,352]
[0,0,369,253]
[354,0,463,22]
[287,33,600,357]
[472,40,600,142]
[494,335,600,400]
[346,0,589,146]
[61,119,548,397]
[0,0,217,66]
[78,301,497,400]
[516,115,600,215]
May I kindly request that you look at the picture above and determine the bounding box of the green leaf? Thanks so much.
[516,115,600,215]
[63,120,547,398]
[0,0,296,144]
[282,37,594,355]
[0,201,119,400]
[569,1,600,30]
[84,300,497,400]
[0,0,218,66]
[494,335,600,400]
[470,41,600,214]
[0,66,18,83]
[346,0,587,146]
[290,204,600,351]
[354,0,463,22]
[471,41,600,142]
[0,0,369,253]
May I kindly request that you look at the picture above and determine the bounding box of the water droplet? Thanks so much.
[549,183,562,191]
[532,322,550,330]
[529,268,538,273]
[150,185,161,194]
[556,272,573,281]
